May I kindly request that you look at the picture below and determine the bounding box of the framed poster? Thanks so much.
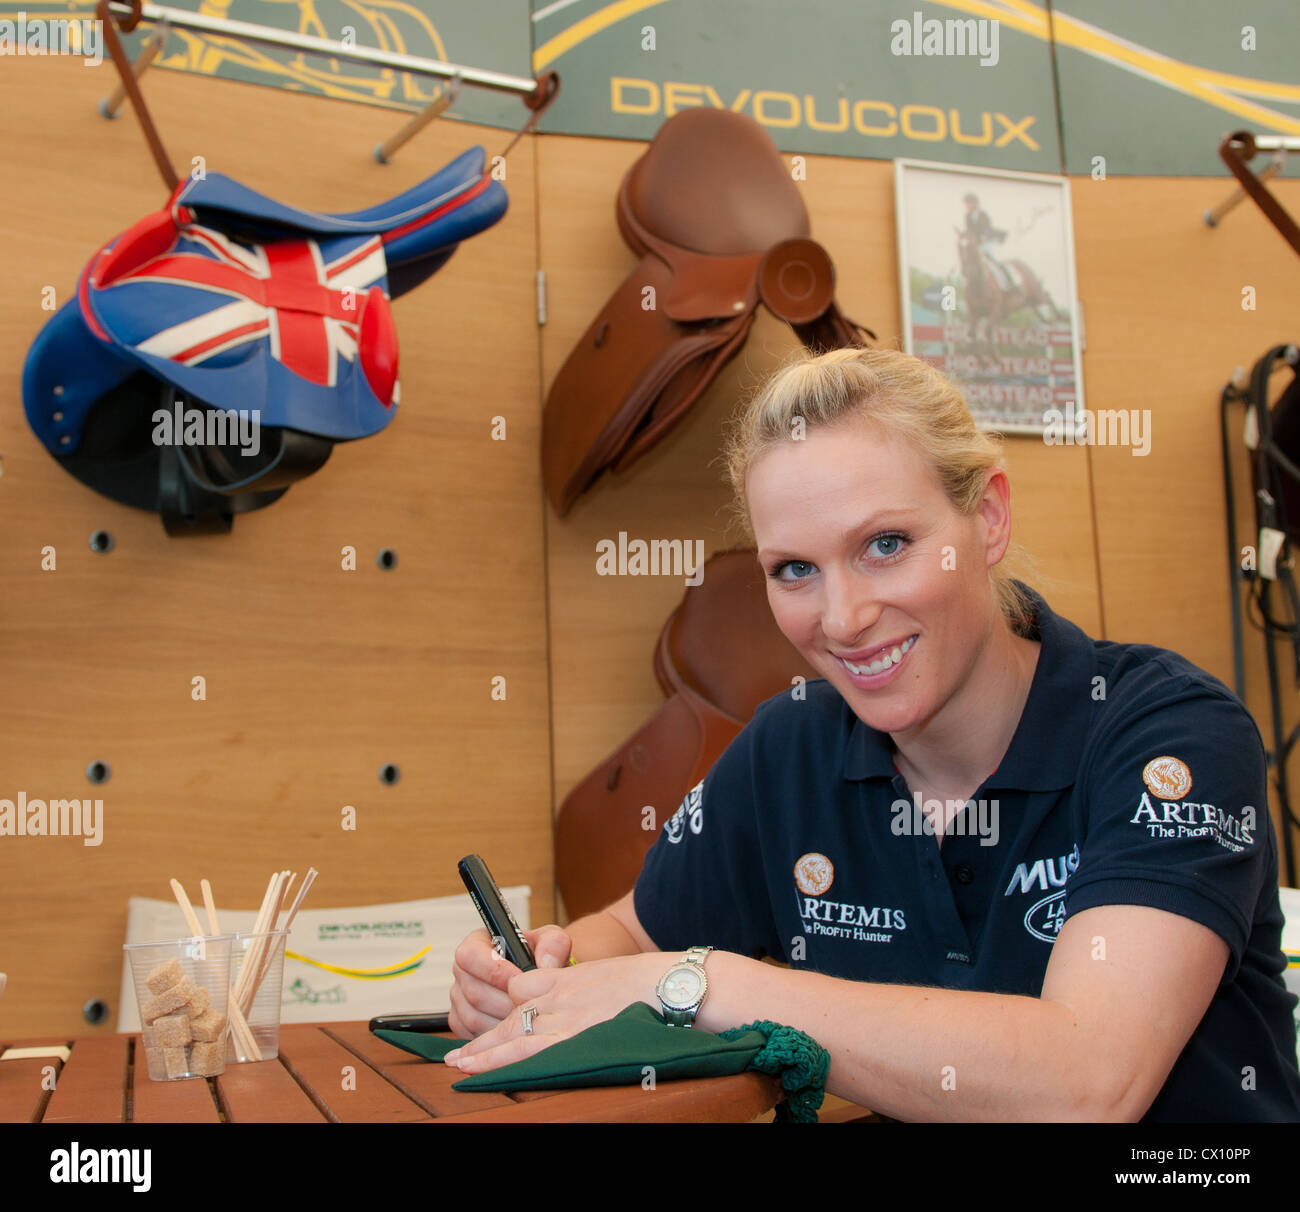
[895,157,1084,434]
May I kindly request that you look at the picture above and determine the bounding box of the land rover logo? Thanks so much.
[1023,889,1067,943]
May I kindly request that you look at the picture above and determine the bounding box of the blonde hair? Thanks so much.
[722,346,1043,637]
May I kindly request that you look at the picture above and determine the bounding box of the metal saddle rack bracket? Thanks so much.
[94,0,560,189]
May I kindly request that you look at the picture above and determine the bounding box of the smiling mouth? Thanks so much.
[835,635,918,677]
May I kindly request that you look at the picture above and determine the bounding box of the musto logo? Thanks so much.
[1003,844,1080,943]
[794,853,905,943]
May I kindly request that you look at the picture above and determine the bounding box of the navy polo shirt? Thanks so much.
[634,582,1300,1122]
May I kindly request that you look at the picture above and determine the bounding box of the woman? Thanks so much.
[447,347,1300,1122]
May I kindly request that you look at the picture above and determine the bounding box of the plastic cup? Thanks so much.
[227,929,288,1063]
[123,935,233,1081]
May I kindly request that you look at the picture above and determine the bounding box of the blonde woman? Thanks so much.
[448,348,1300,1122]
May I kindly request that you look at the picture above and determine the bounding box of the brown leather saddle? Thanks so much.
[542,108,873,516]
[554,548,818,919]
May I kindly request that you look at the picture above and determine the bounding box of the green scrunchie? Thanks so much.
[374,1002,830,1122]
[720,1019,831,1123]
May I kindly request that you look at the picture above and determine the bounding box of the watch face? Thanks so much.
[660,964,704,1008]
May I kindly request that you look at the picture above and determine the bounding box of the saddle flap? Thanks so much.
[608,307,755,474]
[665,549,816,717]
[554,688,741,919]
[555,547,816,916]
[656,251,762,323]
[542,254,750,515]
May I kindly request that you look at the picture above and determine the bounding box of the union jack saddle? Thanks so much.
[23,147,507,534]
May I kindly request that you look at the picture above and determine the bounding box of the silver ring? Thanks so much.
[520,1005,538,1035]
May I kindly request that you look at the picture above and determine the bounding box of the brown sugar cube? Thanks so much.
[179,985,210,1017]
[145,958,186,994]
[189,1041,224,1076]
[169,975,200,1002]
[190,1009,227,1042]
[162,1045,189,1078]
[140,984,191,1024]
[153,1014,192,1048]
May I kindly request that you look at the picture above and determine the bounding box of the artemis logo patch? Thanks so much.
[794,852,834,896]
[1142,755,1191,800]
[793,855,905,942]
[664,780,704,844]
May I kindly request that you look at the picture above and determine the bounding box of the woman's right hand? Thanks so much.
[448,924,572,1039]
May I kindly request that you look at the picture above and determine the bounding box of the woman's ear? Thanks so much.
[977,468,1014,568]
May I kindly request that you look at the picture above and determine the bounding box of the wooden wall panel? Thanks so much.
[1073,175,1300,875]
[0,55,552,1037]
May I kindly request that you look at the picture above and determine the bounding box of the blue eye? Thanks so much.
[770,560,816,582]
[767,532,910,583]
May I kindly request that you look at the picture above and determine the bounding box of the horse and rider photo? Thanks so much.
[896,160,1084,434]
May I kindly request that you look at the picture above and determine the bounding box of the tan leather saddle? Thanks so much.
[542,108,873,516]
[554,548,818,919]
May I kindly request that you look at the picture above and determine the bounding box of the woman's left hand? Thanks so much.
[443,951,667,1073]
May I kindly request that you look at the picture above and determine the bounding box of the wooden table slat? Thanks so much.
[43,1035,128,1124]
[130,1037,222,1124]
[276,1026,433,1123]
[1,1024,785,1122]
[432,1072,781,1123]
[0,1056,63,1123]
[214,1056,329,1124]
[323,1022,518,1117]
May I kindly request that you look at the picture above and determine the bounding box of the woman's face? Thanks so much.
[748,416,1011,737]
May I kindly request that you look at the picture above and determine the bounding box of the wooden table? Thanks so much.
[0,1021,783,1123]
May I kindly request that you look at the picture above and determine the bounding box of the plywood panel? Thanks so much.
[0,53,552,1036]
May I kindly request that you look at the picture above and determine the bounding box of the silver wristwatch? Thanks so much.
[656,945,713,1027]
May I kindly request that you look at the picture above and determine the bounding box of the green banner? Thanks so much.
[3,0,1296,175]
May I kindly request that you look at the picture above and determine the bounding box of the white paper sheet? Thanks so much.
[1280,886,1300,1028]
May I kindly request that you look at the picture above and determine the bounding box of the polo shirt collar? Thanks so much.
[842,581,1094,790]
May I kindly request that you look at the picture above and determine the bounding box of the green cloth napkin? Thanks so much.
[374,1002,829,1122]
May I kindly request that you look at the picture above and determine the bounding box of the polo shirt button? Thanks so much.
[955,863,974,884]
